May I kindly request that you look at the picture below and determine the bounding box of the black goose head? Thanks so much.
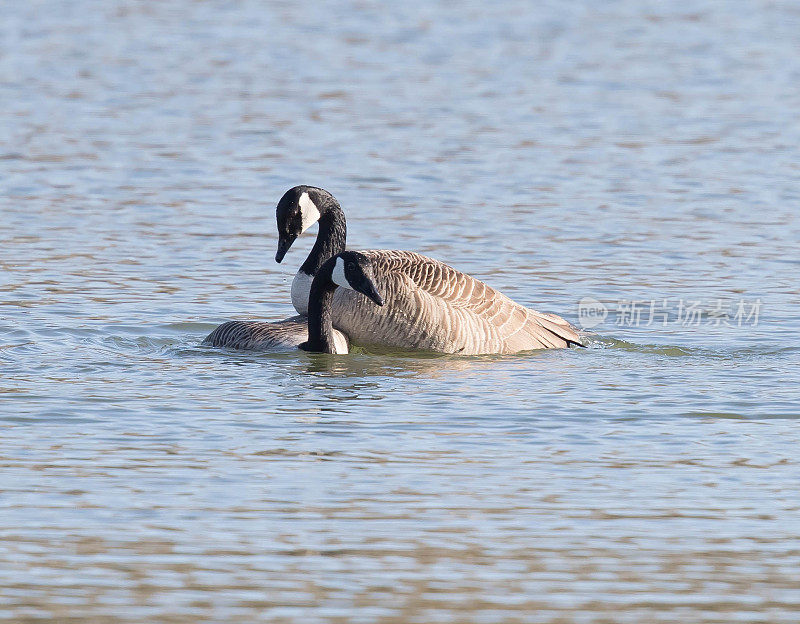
[275,185,334,263]
[323,251,384,307]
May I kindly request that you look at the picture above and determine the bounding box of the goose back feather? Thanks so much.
[293,250,582,355]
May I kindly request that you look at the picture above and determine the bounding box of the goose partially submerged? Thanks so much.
[275,186,584,355]
[203,251,384,354]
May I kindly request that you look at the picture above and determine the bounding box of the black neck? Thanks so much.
[302,279,338,353]
[299,199,346,276]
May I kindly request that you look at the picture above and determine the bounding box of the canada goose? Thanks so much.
[203,251,384,354]
[275,186,584,355]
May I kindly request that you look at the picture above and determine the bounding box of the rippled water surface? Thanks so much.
[2,1,800,622]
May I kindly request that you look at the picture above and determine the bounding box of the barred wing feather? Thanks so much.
[327,250,582,354]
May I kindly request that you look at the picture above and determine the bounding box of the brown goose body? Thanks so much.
[292,250,583,355]
[203,315,349,354]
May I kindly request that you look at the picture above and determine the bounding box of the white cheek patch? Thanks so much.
[331,257,352,290]
[298,192,321,233]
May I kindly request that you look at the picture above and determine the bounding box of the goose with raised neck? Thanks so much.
[274,185,347,316]
[275,185,585,355]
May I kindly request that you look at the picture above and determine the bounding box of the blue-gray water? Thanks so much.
[2,1,799,622]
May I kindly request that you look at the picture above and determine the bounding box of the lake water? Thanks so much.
[2,1,799,622]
